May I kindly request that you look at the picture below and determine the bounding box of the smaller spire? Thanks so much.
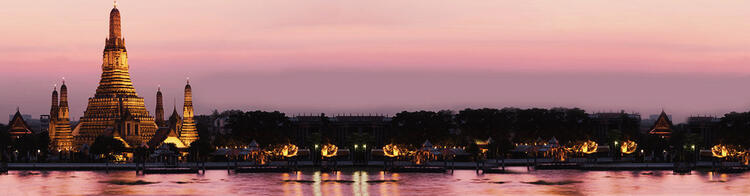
[186,77,190,84]
[114,0,117,8]
[62,77,65,84]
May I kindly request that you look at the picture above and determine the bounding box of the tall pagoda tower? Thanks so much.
[179,80,199,146]
[50,81,73,150]
[73,4,157,148]
[155,87,165,127]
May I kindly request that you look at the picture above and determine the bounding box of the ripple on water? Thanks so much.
[523,180,583,185]
[99,180,159,185]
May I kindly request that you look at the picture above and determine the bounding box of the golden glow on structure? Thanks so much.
[413,150,434,165]
[276,144,298,158]
[179,81,199,146]
[712,145,729,158]
[321,144,338,158]
[621,140,637,154]
[162,136,186,148]
[49,83,73,151]
[550,147,568,161]
[581,140,598,154]
[74,5,158,149]
[383,144,405,158]
[710,144,749,165]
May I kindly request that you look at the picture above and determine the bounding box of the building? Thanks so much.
[154,87,165,127]
[72,5,158,148]
[8,114,31,125]
[687,116,719,147]
[648,110,674,138]
[7,113,45,134]
[179,81,199,146]
[147,81,199,148]
[589,111,641,141]
[8,108,33,139]
[148,106,186,148]
[291,114,391,147]
[49,83,73,151]
[39,115,50,134]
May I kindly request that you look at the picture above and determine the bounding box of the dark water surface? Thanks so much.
[2,167,749,195]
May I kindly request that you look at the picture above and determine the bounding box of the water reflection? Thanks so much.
[2,168,750,195]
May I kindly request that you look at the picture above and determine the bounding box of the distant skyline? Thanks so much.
[2,1,750,123]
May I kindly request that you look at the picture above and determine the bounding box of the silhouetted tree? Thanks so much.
[89,136,126,160]
[225,110,292,145]
[391,110,455,146]
[715,112,750,146]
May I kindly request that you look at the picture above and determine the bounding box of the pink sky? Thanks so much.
[1,1,750,123]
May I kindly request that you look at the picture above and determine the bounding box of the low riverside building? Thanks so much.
[291,114,391,148]
[687,116,719,147]
[589,111,641,142]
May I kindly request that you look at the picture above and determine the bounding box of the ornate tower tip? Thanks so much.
[114,0,118,8]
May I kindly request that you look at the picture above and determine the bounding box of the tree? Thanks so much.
[391,110,455,146]
[89,136,127,159]
[225,110,292,145]
[188,137,214,161]
[0,124,10,163]
[716,112,750,146]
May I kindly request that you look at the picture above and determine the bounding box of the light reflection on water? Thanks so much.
[2,167,750,195]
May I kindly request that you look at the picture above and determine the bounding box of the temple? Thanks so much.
[179,80,199,146]
[649,110,673,138]
[49,82,73,150]
[155,87,165,127]
[148,106,186,148]
[8,108,33,139]
[72,5,158,148]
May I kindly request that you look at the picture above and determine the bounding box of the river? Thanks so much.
[1,167,748,195]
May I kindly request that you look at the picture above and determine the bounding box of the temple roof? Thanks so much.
[8,109,32,136]
[649,110,673,135]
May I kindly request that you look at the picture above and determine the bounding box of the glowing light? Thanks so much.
[620,140,637,154]
[383,144,405,158]
[712,145,729,158]
[581,140,598,154]
[277,144,298,158]
[321,144,338,158]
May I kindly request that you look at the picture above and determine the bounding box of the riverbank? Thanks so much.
[1,159,742,171]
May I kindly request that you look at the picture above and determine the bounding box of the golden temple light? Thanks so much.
[278,144,298,158]
[383,144,405,158]
[620,140,637,154]
[581,140,598,154]
[712,145,729,158]
[321,144,338,158]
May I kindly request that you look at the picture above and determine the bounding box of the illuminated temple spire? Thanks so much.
[74,4,157,148]
[50,80,73,151]
[59,80,69,120]
[50,85,58,121]
[49,86,59,145]
[180,79,198,146]
[155,87,165,127]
